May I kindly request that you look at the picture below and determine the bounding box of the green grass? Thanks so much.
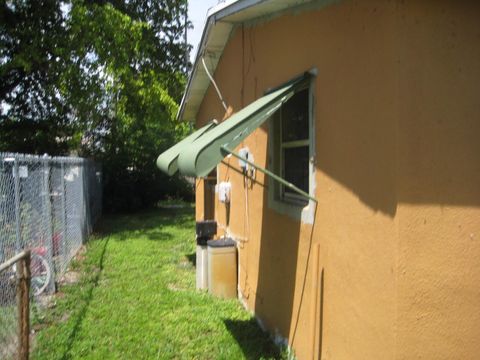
[32,207,283,360]
[0,305,17,358]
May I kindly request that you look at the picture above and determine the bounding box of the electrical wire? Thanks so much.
[202,56,228,111]
[243,170,250,247]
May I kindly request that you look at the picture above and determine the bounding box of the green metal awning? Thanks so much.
[157,71,316,203]
[156,121,217,175]
[176,73,311,177]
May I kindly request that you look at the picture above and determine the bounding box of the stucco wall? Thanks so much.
[193,1,480,359]
[395,2,480,358]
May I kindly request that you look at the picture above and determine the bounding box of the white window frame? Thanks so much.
[268,73,316,224]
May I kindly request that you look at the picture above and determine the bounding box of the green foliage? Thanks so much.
[0,0,193,212]
[0,0,73,153]
[32,208,284,359]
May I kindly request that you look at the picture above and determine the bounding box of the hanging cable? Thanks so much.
[202,56,228,111]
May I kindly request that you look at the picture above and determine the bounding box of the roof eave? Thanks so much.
[178,0,263,123]
[177,0,336,123]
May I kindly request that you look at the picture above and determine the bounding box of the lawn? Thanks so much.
[31,206,283,360]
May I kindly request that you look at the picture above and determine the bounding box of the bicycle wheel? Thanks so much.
[31,253,51,296]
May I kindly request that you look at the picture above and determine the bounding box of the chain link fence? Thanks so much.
[0,153,102,359]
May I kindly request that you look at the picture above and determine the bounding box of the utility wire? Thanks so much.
[202,56,228,111]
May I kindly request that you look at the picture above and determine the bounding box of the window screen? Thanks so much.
[278,87,310,202]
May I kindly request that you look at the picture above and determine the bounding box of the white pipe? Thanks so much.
[202,56,228,111]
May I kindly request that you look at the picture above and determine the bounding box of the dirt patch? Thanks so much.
[74,246,87,263]
[167,283,186,292]
[35,294,57,309]
[58,270,81,285]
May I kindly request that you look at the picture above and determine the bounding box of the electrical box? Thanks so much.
[218,182,231,203]
[238,147,255,171]
[196,220,217,240]
[238,147,249,170]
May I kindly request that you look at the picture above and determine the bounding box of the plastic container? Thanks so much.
[196,244,208,290]
[195,221,216,290]
[207,238,237,299]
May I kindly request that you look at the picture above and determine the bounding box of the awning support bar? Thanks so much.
[221,146,317,203]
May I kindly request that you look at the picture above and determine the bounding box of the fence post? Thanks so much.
[82,162,89,241]
[84,161,91,237]
[79,161,85,242]
[60,161,67,270]
[42,158,56,293]
[13,157,22,252]
[17,250,31,360]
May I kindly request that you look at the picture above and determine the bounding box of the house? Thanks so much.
[157,0,480,358]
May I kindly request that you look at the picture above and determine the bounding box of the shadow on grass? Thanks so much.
[110,228,175,242]
[185,252,196,267]
[90,207,194,243]
[223,318,282,360]
[95,207,194,239]
[60,237,109,360]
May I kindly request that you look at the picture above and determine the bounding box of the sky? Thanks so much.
[188,0,220,62]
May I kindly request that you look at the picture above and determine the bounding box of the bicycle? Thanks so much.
[29,246,52,296]
[5,247,52,297]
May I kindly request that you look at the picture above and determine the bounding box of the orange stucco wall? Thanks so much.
[194,1,480,359]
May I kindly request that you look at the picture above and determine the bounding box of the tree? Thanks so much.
[0,0,74,153]
[0,0,192,211]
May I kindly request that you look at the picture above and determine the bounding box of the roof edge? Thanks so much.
[178,0,338,123]
[177,0,264,123]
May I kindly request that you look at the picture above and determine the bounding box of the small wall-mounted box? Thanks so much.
[238,147,250,171]
[218,182,231,203]
[196,220,217,240]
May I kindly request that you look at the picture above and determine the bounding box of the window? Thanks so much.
[280,88,310,203]
[270,85,312,209]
